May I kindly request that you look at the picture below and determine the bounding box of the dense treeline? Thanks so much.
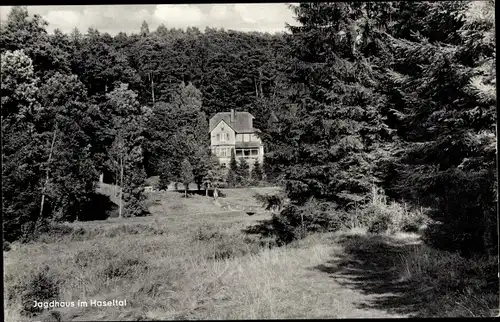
[1,6,287,242]
[264,1,497,257]
[1,2,497,263]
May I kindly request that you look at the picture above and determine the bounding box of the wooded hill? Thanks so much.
[1,2,497,262]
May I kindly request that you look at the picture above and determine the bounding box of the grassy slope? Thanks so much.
[4,186,496,320]
[4,186,408,321]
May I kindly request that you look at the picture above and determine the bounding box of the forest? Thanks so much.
[1,0,497,282]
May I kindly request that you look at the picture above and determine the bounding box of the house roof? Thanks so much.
[209,111,255,133]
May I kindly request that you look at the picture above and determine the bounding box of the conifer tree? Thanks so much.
[385,1,496,255]
[252,160,263,182]
[227,148,238,187]
[237,157,250,186]
[276,3,394,207]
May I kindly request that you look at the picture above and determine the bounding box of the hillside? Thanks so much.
[5,187,417,321]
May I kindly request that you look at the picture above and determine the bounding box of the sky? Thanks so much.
[0,4,299,35]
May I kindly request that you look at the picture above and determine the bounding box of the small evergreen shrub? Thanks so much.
[16,265,60,317]
[367,212,392,234]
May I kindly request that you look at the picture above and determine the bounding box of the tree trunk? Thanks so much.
[254,77,259,98]
[258,69,264,98]
[36,128,57,233]
[150,72,155,105]
[184,186,188,198]
[118,155,124,218]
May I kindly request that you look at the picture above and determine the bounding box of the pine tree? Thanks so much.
[386,1,496,255]
[276,3,394,207]
[140,20,149,37]
[227,148,238,187]
[252,160,263,182]
[237,158,250,186]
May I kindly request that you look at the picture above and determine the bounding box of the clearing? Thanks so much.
[4,185,418,321]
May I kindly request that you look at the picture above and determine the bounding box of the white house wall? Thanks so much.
[210,120,236,147]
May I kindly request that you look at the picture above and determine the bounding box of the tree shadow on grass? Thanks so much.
[242,219,276,238]
[80,192,118,220]
[312,234,427,317]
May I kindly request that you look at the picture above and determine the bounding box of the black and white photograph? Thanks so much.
[1,2,498,321]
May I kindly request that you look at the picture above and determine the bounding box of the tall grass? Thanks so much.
[396,245,498,317]
[4,218,337,321]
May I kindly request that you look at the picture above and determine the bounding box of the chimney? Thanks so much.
[230,109,235,124]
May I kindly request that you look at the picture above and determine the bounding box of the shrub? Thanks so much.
[269,201,349,245]
[14,265,60,317]
[367,212,392,234]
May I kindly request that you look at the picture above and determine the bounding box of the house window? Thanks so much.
[251,149,259,156]
[235,149,243,156]
[243,134,250,142]
[219,133,229,142]
[244,149,251,157]
[220,148,228,157]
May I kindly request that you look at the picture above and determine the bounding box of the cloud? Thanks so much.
[1,6,13,22]
[153,5,205,27]
[44,10,82,31]
[0,4,296,35]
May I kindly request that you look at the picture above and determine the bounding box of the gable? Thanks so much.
[210,119,235,134]
[209,111,254,133]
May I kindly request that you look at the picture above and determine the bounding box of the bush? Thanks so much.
[269,201,349,245]
[367,212,392,234]
[13,265,60,317]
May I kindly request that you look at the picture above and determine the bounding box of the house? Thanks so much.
[209,109,264,168]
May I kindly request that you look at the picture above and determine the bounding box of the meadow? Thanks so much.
[3,185,497,321]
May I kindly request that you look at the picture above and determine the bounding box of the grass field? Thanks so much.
[3,185,497,321]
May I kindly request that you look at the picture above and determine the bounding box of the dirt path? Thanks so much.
[299,242,409,318]
[278,240,409,319]
[177,233,414,319]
